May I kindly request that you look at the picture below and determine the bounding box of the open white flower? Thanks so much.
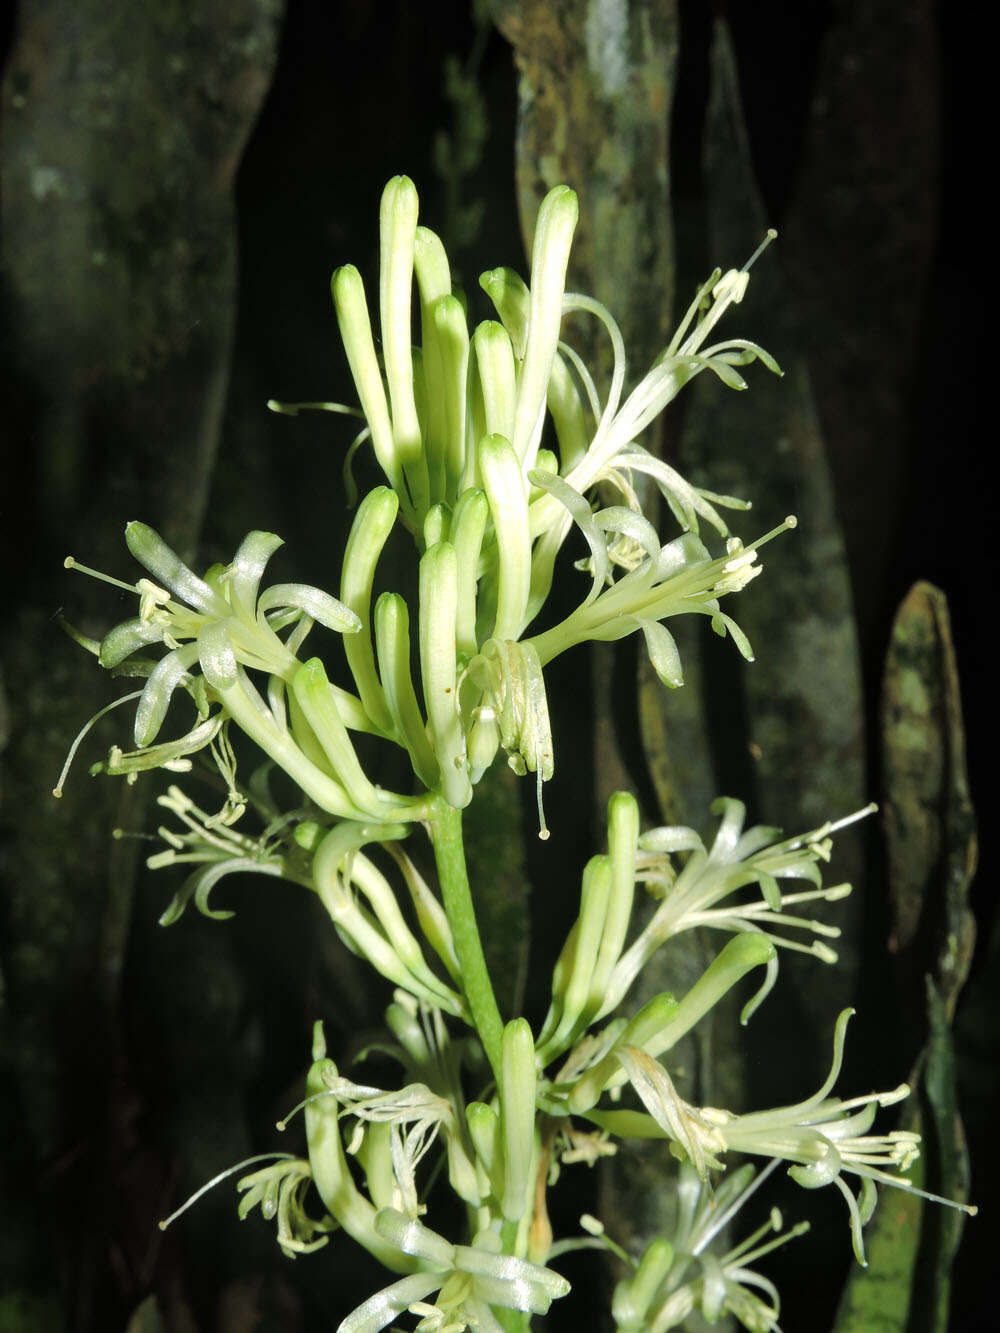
[613,1162,808,1333]
[337,1210,570,1333]
[617,1010,977,1265]
[594,799,874,1021]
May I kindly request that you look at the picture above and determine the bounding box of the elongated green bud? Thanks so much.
[473,320,517,443]
[332,265,402,499]
[290,658,386,816]
[478,433,531,642]
[379,175,428,514]
[197,622,364,821]
[466,1100,503,1195]
[511,186,578,469]
[385,992,431,1065]
[571,934,776,1112]
[480,266,529,358]
[450,488,489,658]
[465,1101,502,1206]
[446,1138,482,1209]
[500,1019,537,1222]
[432,295,471,499]
[357,1120,397,1211]
[373,592,439,789]
[304,1027,414,1274]
[419,541,472,809]
[546,351,590,473]
[413,225,452,499]
[612,1238,675,1326]
[413,226,452,305]
[568,991,679,1114]
[422,502,449,550]
[539,856,612,1058]
[341,487,398,734]
[588,792,640,1010]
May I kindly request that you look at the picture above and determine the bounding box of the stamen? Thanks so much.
[855,1166,978,1217]
[275,1088,339,1131]
[111,827,159,843]
[735,1218,810,1269]
[692,1158,781,1254]
[743,515,797,554]
[536,767,550,841]
[266,399,364,418]
[53,691,144,797]
[782,803,878,853]
[823,803,878,836]
[63,555,136,594]
[742,228,778,273]
[158,1153,295,1230]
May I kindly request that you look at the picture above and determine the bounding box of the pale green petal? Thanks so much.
[125,521,228,616]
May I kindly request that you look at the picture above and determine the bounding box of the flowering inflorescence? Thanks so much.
[60,177,975,1332]
[62,175,784,839]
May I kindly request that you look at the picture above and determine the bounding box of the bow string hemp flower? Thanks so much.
[59,176,975,1331]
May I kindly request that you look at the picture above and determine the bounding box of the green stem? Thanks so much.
[428,796,504,1081]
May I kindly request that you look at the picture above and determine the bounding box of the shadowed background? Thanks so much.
[0,2,992,1330]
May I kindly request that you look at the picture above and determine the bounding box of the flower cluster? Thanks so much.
[61,176,975,1333]
[611,1162,807,1332]
[64,175,782,840]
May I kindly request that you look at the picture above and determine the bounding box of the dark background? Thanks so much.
[1,2,993,1330]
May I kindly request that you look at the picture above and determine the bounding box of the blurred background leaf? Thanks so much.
[834,582,975,1331]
